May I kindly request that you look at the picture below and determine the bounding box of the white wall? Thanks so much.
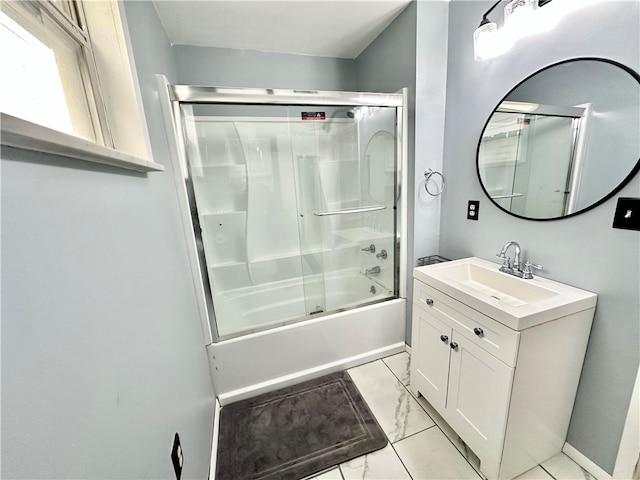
[439,1,640,474]
[0,2,216,478]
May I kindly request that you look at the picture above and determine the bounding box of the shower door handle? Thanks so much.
[313,205,386,216]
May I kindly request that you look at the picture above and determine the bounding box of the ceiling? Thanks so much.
[152,0,413,59]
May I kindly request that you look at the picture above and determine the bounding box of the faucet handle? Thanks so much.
[497,254,512,272]
[522,261,543,279]
[361,244,376,253]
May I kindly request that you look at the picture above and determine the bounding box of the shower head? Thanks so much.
[346,109,355,118]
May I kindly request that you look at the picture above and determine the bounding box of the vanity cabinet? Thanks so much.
[410,266,596,480]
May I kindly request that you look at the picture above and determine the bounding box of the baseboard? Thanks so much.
[613,367,640,480]
[563,442,612,480]
[217,342,406,405]
[208,399,221,480]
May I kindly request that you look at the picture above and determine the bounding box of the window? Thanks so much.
[0,0,163,172]
[1,0,108,145]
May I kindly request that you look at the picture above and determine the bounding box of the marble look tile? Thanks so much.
[310,467,343,479]
[348,360,435,442]
[541,453,597,480]
[394,427,482,480]
[513,465,554,479]
[413,394,482,472]
[340,444,410,480]
[383,352,411,387]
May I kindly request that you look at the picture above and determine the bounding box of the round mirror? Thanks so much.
[477,58,640,220]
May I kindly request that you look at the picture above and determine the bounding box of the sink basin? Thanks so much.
[414,257,597,330]
[437,262,559,306]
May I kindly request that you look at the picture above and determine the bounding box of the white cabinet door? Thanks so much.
[446,333,514,465]
[412,304,451,411]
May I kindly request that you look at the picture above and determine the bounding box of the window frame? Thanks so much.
[0,0,163,173]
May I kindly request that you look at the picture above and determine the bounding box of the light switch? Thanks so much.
[613,198,640,231]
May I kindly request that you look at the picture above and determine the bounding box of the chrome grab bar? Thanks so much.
[313,205,386,216]
[490,193,523,199]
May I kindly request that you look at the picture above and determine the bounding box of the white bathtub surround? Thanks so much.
[210,299,406,404]
[347,360,434,442]
[213,269,394,338]
[165,86,408,347]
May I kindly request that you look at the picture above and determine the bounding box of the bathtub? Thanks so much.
[207,271,406,404]
[213,268,394,338]
[159,79,410,406]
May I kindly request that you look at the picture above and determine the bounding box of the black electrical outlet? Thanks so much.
[171,433,183,480]
[613,197,640,231]
[467,200,480,220]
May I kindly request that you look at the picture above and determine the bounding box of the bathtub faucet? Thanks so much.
[365,266,381,276]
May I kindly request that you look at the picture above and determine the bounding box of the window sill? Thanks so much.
[1,113,164,173]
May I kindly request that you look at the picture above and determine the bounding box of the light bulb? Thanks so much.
[504,0,535,33]
[473,21,497,61]
[473,21,513,61]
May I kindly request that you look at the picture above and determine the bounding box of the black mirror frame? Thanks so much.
[476,57,640,221]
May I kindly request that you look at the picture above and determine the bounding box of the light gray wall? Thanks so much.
[412,0,450,343]
[440,1,639,474]
[355,1,418,344]
[355,1,449,345]
[174,44,357,90]
[0,2,215,479]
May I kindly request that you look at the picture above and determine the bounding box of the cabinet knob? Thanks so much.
[450,342,458,350]
[440,335,449,343]
[425,298,434,306]
[473,327,484,337]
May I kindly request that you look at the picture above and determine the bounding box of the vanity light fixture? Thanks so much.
[473,0,554,61]
[504,0,535,29]
[473,0,504,61]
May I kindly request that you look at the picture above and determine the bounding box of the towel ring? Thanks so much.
[424,169,445,196]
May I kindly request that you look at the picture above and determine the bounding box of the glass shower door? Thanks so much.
[179,100,399,340]
[181,104,309,338]
[479,110,579,217]
[289,113,327,316]
[295,105,398,312]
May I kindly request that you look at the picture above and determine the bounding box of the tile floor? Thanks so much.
[306,352,598,480]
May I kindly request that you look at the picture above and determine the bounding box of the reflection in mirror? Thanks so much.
[477,58,640,220]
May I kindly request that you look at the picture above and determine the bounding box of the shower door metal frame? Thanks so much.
[167,84,408,344]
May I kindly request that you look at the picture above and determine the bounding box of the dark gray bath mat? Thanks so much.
[215,371,387,480]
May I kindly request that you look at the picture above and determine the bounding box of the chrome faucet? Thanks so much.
[497,241,522,273]
[496,241,543,279]
[365,266,381,276]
